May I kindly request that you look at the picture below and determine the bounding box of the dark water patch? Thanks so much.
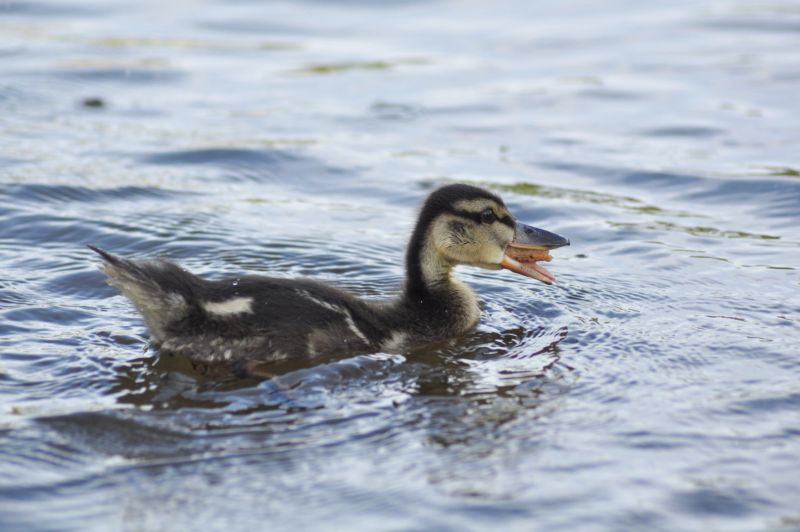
[2,305,95,326]
[56,68,184,84]
[1,183,183,206]
[0,1,107,17]
[424,103,501,117]
[370,101,421,121]
[38,411,197,459]
[539,162,702,191]
[702,17,800,35]
[139,147,351,187]
[42,269,113,299]
[3,213,134,248]
[539,162,800,225]
[732,393,800,414]
[680,179,800,220]
[0,286,34,307]
[671,486,768,518]
[616,169,703,191]
[297,0,433,5]
[199,18,312,37]
[640,126,724,138]
[0,47,24,59]
[617,430,690,450]
[578,88,645,101]
[143,147,298,167]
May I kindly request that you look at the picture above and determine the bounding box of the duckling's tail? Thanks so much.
[88,245,196,341]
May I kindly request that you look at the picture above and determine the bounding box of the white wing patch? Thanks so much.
[381,331,408,352]
[203,296,254,316]
[342,308,370,345]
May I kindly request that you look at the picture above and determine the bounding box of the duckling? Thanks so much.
[90,184,568,364]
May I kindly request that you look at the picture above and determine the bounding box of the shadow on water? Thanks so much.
[106,318,570,413]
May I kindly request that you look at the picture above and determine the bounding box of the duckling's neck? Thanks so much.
[406,234,448,293]
[403,229,480,330]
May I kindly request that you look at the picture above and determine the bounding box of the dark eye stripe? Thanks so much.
[449,209,514,228]
[498,214,514,227]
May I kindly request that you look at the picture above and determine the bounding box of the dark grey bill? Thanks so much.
[512,222,570,249]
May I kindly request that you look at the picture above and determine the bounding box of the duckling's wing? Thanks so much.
[195,277,383,359]
[90,247,384,362]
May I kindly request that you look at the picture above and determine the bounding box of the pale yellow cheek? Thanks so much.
[476,228,511,264]
[486,246,505,264]
[469,242,503,264]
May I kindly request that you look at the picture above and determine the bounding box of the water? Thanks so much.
[2,0,800,530]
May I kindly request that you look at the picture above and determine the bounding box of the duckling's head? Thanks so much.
[407,184,569,292]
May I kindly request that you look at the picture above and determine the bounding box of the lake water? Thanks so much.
[1,0,800,530]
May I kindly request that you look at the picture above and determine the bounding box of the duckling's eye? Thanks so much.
[480,209,496,224]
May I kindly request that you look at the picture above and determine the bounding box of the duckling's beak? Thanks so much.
[500,222,570,285]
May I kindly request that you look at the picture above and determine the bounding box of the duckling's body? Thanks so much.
[91,184,568,364]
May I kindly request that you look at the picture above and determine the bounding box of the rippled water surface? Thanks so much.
[2,0,800,530]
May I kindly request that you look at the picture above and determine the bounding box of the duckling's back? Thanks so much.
[90,247,387,363]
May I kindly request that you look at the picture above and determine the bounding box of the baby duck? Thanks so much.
[90,184,568,364]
